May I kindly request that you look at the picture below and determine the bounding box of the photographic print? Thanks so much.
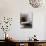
[20,13,33,28]
[29,0,43,8]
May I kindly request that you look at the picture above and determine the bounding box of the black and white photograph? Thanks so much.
[20,13,33,28]
[0,0,46,46]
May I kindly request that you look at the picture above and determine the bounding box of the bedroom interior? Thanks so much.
[0,0,46,46]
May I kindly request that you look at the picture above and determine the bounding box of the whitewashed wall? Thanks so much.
[0,0,46,40]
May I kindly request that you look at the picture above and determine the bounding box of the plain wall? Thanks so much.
[0,0,46,40]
